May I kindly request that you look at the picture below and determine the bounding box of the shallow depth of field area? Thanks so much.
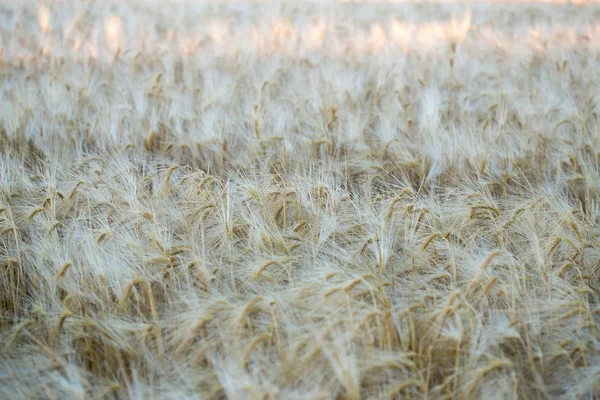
[1,1,600,398]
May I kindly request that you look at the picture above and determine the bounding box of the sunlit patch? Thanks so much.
[415,22,446,51]
[302,21,326,50]
[104,14,122,53]
[369,24,387,50]
[1,4,589,64]
[448,12,471,42]
[271,19,296,49]
[38,4,50,34]
[179,34,200,56]
[207,19,230,46]
[87,41,98,60]
[251,25,266,51]
[390,20,414,52]
[73,33,82,53]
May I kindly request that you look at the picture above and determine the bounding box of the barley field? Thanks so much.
[1,1,600,398]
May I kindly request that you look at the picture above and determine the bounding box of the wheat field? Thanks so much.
[1,1,600,398]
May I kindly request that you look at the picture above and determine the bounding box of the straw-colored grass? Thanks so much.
[1,1,600,398]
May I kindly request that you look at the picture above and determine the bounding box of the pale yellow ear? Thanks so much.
[38,4,50,35]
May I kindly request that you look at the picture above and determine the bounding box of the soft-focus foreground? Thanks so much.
[2,1,600,399]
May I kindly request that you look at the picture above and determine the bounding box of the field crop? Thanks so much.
[1,1,600,398]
